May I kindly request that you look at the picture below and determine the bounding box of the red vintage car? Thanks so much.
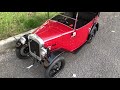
[16,12,100,78]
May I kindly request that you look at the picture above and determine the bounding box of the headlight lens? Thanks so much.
[20,37,26,45]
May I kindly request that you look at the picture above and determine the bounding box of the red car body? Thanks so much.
[33,15,99,52]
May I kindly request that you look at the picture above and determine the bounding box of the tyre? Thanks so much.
[87,25,98,43]
[45,57,65,78]
[16,44,30,59]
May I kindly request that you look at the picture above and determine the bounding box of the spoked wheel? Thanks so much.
[16,44,30,59]
[87,25,98,43]
[45,57,65,78]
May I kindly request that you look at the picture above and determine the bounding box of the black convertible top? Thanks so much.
[63,12,99,18]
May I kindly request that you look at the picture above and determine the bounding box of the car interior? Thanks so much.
[51,12,99,29]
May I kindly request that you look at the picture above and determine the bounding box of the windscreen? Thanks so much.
[51,12,77,28]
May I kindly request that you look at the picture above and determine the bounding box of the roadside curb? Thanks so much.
[0,28,36,53]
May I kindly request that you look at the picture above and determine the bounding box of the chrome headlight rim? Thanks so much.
[20,37,26,45]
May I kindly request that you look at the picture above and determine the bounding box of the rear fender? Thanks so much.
[95,23,99,31]
[90,23,99,33]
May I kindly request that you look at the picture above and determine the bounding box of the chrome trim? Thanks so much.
[28,34,44,47]
[20,37,26,45]
[40,47,47,57]
[28,34,44,61]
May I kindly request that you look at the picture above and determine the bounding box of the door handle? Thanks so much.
[71,32,76,37]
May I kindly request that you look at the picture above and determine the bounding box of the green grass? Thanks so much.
[0,12,58,40]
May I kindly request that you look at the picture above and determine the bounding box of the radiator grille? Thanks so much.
[29,39,40,57]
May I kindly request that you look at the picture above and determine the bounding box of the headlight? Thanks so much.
[40,47,47,58]
[20,37,26,45]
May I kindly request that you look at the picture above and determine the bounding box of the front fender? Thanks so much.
[48,50,65,64]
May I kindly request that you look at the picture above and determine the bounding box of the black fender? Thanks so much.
[89,23,99,35]
[95,23,99,31]
[87,23,99,43]
[91,23,99,32]
[48,50,65,64]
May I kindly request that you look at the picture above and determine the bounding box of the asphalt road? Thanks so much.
[0,12,120,78]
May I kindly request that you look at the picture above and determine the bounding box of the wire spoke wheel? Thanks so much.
[49,61,62,77]
[20,45,29,56]
[16,44,30,59]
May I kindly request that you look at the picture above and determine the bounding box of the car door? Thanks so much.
[70,26,90,51]
[70,20,95,51]
[62,20,94,52]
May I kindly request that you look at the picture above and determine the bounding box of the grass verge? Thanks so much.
[0,12,58,40]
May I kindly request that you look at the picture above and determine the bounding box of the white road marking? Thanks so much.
[111,31,115,33]
[27,65,33,69]
[72,74,77,78]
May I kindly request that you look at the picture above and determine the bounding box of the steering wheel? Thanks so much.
[58,18,68,24]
